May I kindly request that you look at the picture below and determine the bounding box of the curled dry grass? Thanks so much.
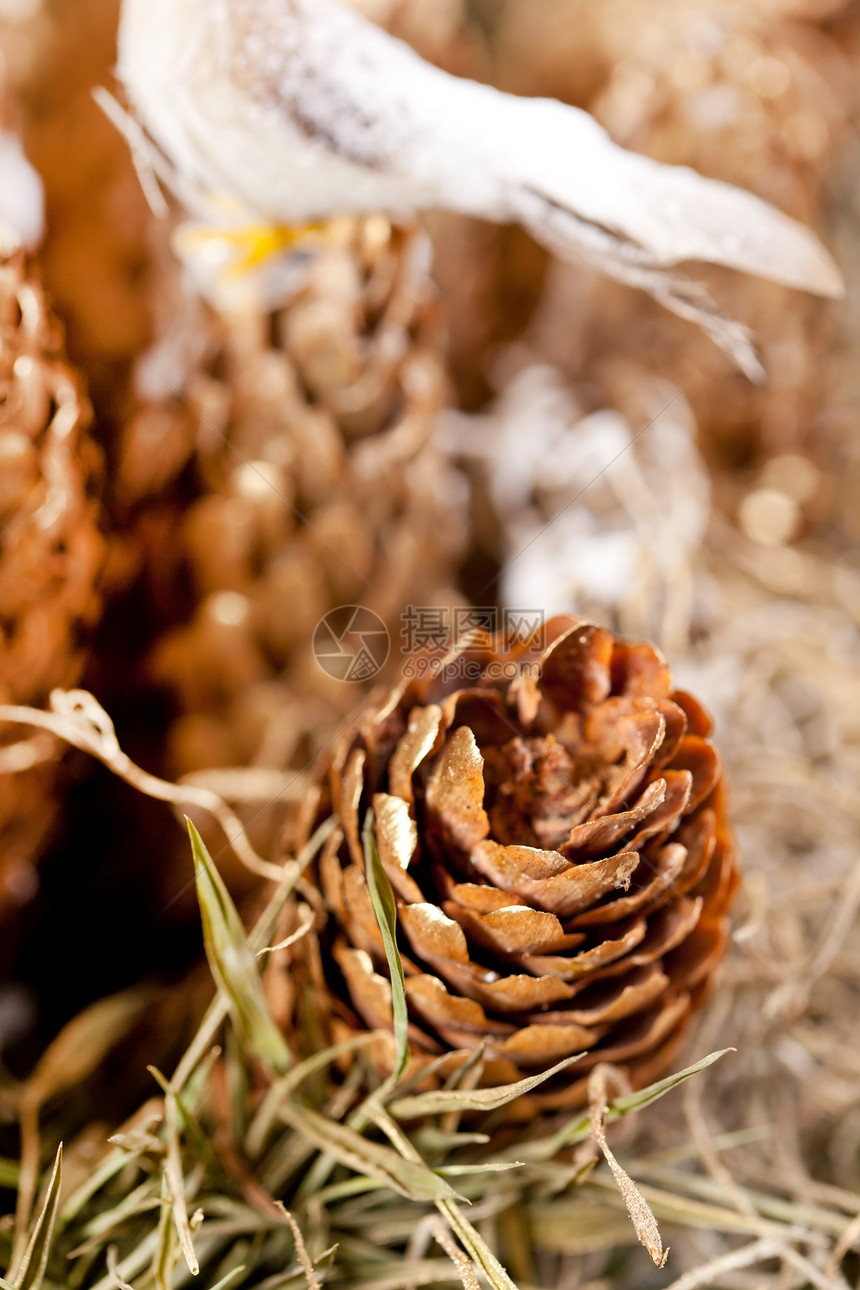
[0,663,859,1290]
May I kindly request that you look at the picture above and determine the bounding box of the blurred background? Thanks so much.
[1,0,859,1282]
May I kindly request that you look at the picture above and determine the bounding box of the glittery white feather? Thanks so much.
[116,0,843,374]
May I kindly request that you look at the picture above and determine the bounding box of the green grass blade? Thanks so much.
[254,1247,337,1290]
[438,1201,520,1290]
[151,1169,176,1290]
[390,1054,584,1119]
[524,1048,735,1160]
[12,1144,62,1290]
[435,1163,524,1175]
[209,1267,246,1290]
[279,1104,460,1204]
[187,818,291,1075]
[246,1034,379,1159]
[362,810,409,1080]
[608,1048,735,1117]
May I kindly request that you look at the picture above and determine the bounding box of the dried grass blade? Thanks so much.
[147,1066,214,1171]
[390,1055,584,1119]
[66,1183,160,1258]
[209,1267,247,1290]
[11,1144,63,1290]
[430,1217,481,1290]
[163,1086,200,1277]
[253,1248,337,1290]
[623,1164,847,1235]
[187,818,290,1075]
[351,1096,518,1288]
[779,1243,851,1290]
[246,1034,379,1158]
[105,1245,136,1289]
[527,1048,733,1160]
[60,1104,163,1227]
[339,1262,464,1290]
[826,1210,860,1276]
[362,810,409,1079]
[437,1202,520,1290]
[257,905,315,958]
[414,1131,490,1153]
[275,1206,321,1290]
[659,1238,779,1290]
[88,1231,160,1290]
[584,1175,813,1240]
[589,1066,668,1268]
[436,1163,523,1176]
[278,1104,459,1203]
[151,1170,178,1290]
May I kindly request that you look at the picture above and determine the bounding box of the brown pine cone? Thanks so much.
[317,617,738,1113]
[0,231,105,911]
[125,219,464,790]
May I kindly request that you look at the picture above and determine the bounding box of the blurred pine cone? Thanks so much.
[0,231,105,911]
[118,220,465,854]
[316,617,738,1113]
[1,0,154,391]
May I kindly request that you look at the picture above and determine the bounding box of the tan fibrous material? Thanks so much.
[315,616,738,1115]
[119,220,466,790]
[0,233,105,908]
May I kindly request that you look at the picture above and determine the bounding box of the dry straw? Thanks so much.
[0,673,858,1289]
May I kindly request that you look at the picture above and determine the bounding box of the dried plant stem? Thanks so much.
[588,1065,668,1268]
[682,1081,758,1222]
[430,1218,481,1290]
[824,1211,860,1277]
[105,1244,136,1290]
[660,1238,781,1290]
[275,1205,322,1290]
[776,1242,851,1290]
[0,691,291,881]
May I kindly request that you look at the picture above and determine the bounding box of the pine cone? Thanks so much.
[317,617,738,1113]
[0,231,105,911]
[113,220,464,873]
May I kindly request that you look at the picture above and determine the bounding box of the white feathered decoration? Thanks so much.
[114,0,843,374]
